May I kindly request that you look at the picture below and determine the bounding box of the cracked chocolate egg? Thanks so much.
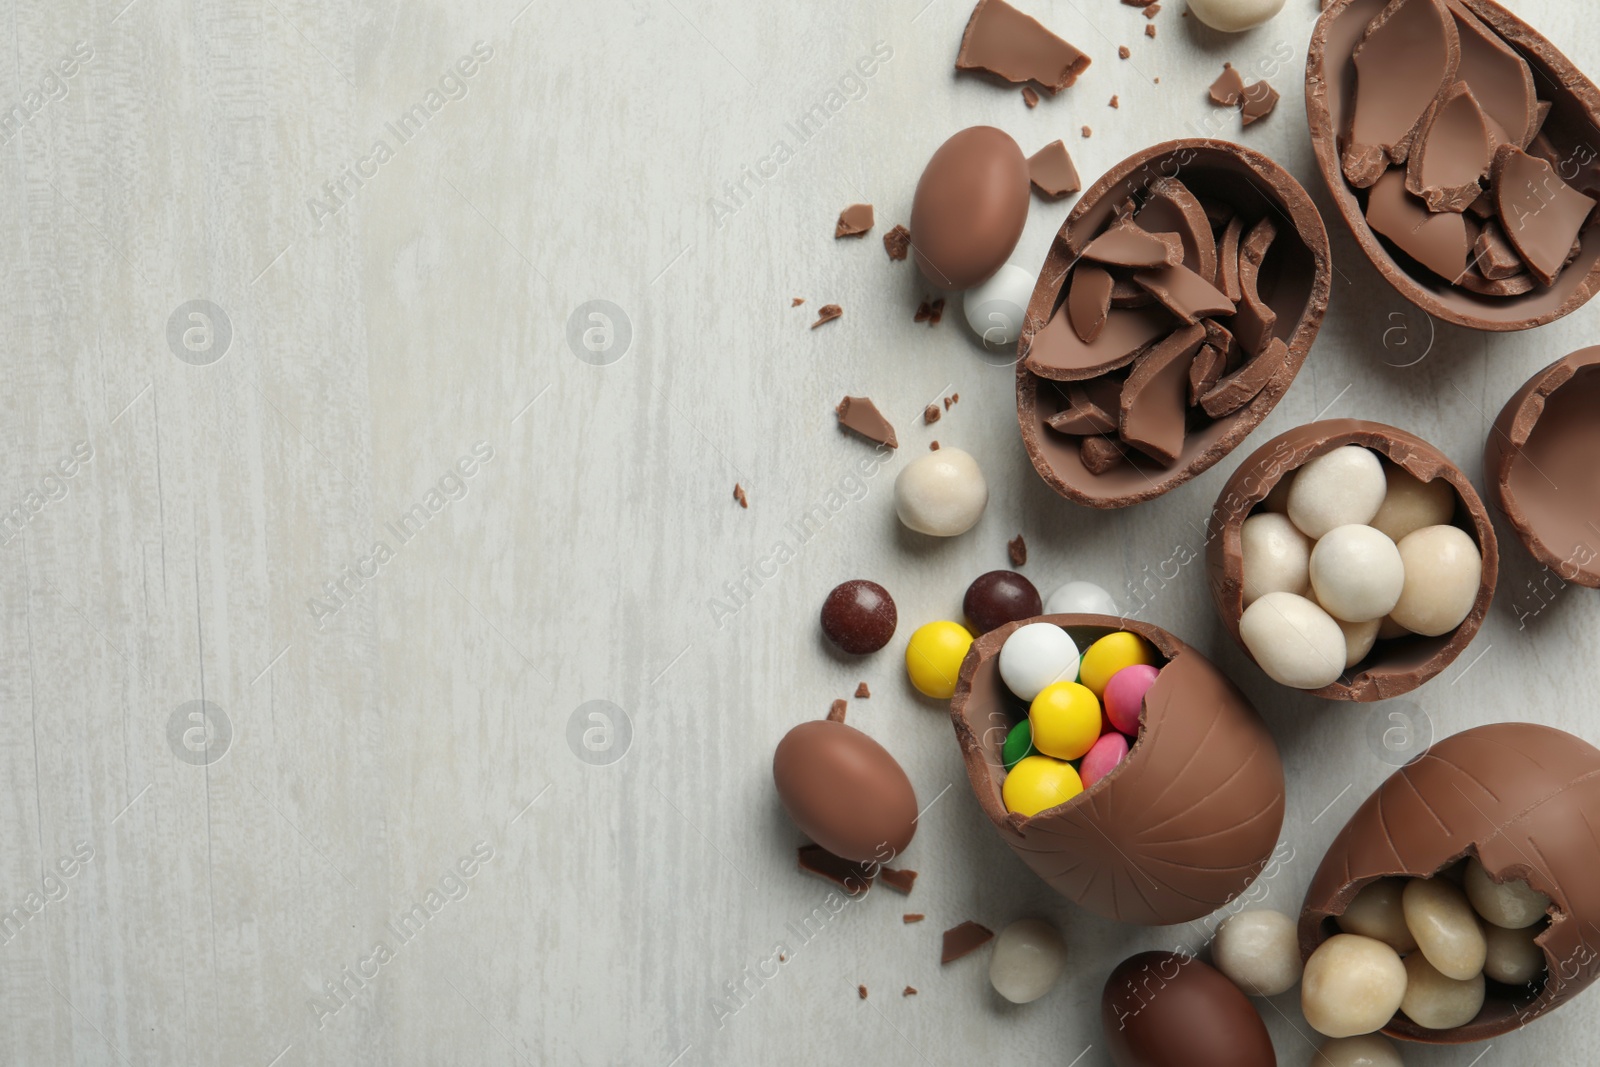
[1016,139,1331,508]
[1300,722,1600,1042]
[949,614,1285,926]
[1207,419,1498,701]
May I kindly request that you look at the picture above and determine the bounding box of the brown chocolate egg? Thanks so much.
[1102,951,1276,1066]
[773,719,917,864]
[1484,346,1600,586]
[909,126,1029,291]
[949,614,1285,926]
[1300,723,1600,1042]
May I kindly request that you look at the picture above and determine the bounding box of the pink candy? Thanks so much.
[1080,731,1130,789]
[1103,664,1159,735]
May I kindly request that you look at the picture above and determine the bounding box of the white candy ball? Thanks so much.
[1403,876,1486,980]
[1389,525,1482,636]
[1239,591,1347,689]
[1309,1034,1404,1067]
[1240,512,1312,605]
[894,448,988,537]
[1310,525,1405,623]
[964,263,1036,350]
[1302,934,1407,1039]
[1400,952,1485,1031]
[1188,0,1287,33]
[998,622,1080,701]
[1337,616,1381,668]
[1464,857,1550,929]
[1213,909,1302,996]
[1288,446,1387,540]
[1372,465,1457,544]
[1336,878,1417,953]
[1044,580,1119,616]
[1483,922,1544,986]
[988,918,1067,1003]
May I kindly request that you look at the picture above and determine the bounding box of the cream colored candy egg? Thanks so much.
[1188,0,1287,32]
[1390,525,1481,636]
[1212,909,1302,996]
[1484,922,1545,986]
[988,918,1068,1004]
[1310,524,1405,623]
[1404,876,1487,980]
[1371,464,1457,543]
[894,448,988,537]
[1464,856,1550,929]
[1239,591,1346,689]
[1302,934,1408,1038]
[1308,1034,1404,1067]
[1288,446,1387,539]
[1400,952,1485,1030]
[1337,878,1418,953]
[1241,512,1312,605]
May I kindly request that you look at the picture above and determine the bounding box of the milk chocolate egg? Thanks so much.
[773,719,917,864]
[1102,951,1276,1066]
[910,126,1029,290]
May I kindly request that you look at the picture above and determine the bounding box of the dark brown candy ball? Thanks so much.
[821,580,897,654]
[963,570,1042,634]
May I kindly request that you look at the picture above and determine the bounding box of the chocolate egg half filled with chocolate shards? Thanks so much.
[1016,139,1330,508]
[1308,0,1600,330]
[1485,346,1600,587]
[1300,723,1600,1042]
[1102,952,1275,1066]
[773,712,917,865]
[949,614,1285,926]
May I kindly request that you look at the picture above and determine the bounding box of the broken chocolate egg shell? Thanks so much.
[1017,140,1331,508]
[1485,346,1600,586]
[1300,722,1600,1042]
[1308,0,1600,330]
[1207,419,1498,701]
[949,613,1286,926]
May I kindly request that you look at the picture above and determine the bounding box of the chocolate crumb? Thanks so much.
[1008,534,1027,566]
[1120,0,1155,6]
[924,404,941,425]
[1109,94,1119,109]
[928,299,944,324]
[883,224,911,261]
[1118,45,1130,59]
[1081,435,1122,475]
[941,921,996,963]
[945,392,960,408]
[835,203,874,238]
[797,845,874,893]
[880,867,918,894]
[903,986,918,996]
[1144,3,1160,16]
[779,954,787,962]
[1022,86,1040,108]
[791,297,805,307]
[1027,139,1081,199]
[903,913,926,923]
[836,396,899,448]
[1082,125,1092,138]
[858,984,868,1000]
[733,483,748,508]
[929,441,940,450]
[811,304,842,328]
[828,698,848,722]
[855,682,870,698]
[1145,23,1156,37]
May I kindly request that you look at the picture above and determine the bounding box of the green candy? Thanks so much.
[1002,720,1037,770]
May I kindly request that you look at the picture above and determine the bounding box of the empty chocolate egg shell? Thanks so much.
[949,614,1286,926]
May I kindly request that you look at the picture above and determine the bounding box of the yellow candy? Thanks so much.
[1079,631,1157,697]
[1028,681,1102,761]
[905,620,974,699]
[1003,755,1084,817]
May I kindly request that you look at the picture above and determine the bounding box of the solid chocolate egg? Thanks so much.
[773,720,917,864]
[909,126,1028,290]
[1102,951,1275,1066]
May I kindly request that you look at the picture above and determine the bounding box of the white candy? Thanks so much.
[1239,591,1346,689]
[1483,922,1544,986]
[1337,616,1381,668]
[1400,952,1485,1030]
[1464,857,1550,929]
[1308,1035,1404,1067]
[1188,0,1287,33]
[1240,512,1312,605]
[1302,934,1408,1039]
[1390,525,1482,636]
[894,448,988,537]
[988,918,1067,1003]
[1310,524,1405,623]
[1044,580,1119,616]
[998,623,1080,701]
[1337,878,1417,952]
[1372,465,1456,544]
[1403,877,1486,980]
[1212,909,1302,996]
[1288,446,1387,540]
[963,263,1035,350]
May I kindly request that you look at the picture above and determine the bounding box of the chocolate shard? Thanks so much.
[941,921,995,963]
[1233,217,1280,357]
[797,845,873,894]
[1082,222,1184,268]
[1202,316,1241,370]
[883,224,911,261]
[1459,264,1534,296]
[828,698,848,722]
[1366,168,1470,282]
[1068,264,1115,342]
[1406,81,1493,212]
[1008,534,1027,566]
[1492,144,1597,286]
[956,0,1092,94]
[1240,80,1279,126]
[836,396,898,448]
[1446,0,1538,148]
[1343,0,1460,188]
[1119,322,1206,465]
[835,203,874,238]
[1028,139,1081,198]
[880,866,918,894]
[1079,435,1123,475]
[1472,219,1522,280]
[1467,187,1494,218]
[812,304,843,328]
[1200,336,1286,418]
[1022,86,1040,108]
[1023,301,1171,381]
[1045,379,1120,436]
[1109,274,1154,308]
[1139,177,1218,281]
[1202,198,1236,233]
[1216,215,1244,300]
[1189,343,1225,406]
[1132,264,1236,324]
[1209,63,1245,106]
[855,681,870,698]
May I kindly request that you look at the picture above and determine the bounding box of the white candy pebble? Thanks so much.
[1483,922,1544,986]
[1400,952,1485,1030]
[1403,877,1487,981]
[1308,1034,1404,1067]
[1310,525,1405,623]
[1464,857,1550,929]
[963,264,1036,350]
[1288,446,1387,539]
[1212,909,1302,996]
[1337,616,1381,668]
[1240,512,1312,605]
[1302,934,1408,1039]
[894,448,988,537]
[1372,465,1457,543]
[988,918,1067,1003]
[1239,591,1347,689]
[998,622,1080,701]
[1188,0,1287,33]
[1390,525,1482,636]
[1044,580,1119,616]
[1337,878,1417,952]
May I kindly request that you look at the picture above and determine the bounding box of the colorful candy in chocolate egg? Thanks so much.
[819,579,897,654]
[1102,663,1157,735]
[772,715,917,864]
[1102,952,1275,1067]
[1027,681,1101,761]
[1001,719,1036,770]
[963,570,1042,634]
[1078,730,1128,789]
[904,620,974,700]
[1002,754,1082,817]
[1077,630,1156,697]
[997,622,1080,701]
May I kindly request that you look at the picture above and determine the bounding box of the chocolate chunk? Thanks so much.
[1472,219,1522,279]
[1202,317,1241,370]
[1027,139,1081,199]
[940,921,995,963]
[1233,217,1280,356]
[903,913,925,923]
[1367,168,1470,281]
[1082,221,1184,268]
[855,682,870,698]
[945,392,959,409]
[1120,0,1154,6]
[1109,274,1154,308]
[1082,125,1093,137]
[883,224,911,261]
[857,984,868,999]
[1448,0,1538,148]
[812,304,843,328]
[1343,0,1460,187]
[1079,435,1123,475]
[836,396,898,448]
[1119,323,1206,465]
[903,986,918,996]
[956,0,1092,93]
[791,297,805,306]
[915,299,947,324]
[1189,343,1225,405]
[924,404,941,425]
[797,845,874,894]
[1467,188,1494,217]
[1024,302,1171,380]
[929,441,940,450]
[1044,379,1120,436]
[1109,94,1119,109]
[1216,215,1244,300]
[1118,45,1130,60]
[1139,177,1218,281]
[1068,264,1115,342]
[1406,81,1492,212]
[1022,85,1040,108]
[880,867,918,894]
[1493,144,1596,285]
[835,203,874,238]
[1459,264,1535,296]
[1200,336,1286,418]
[733,483,748,508]
[1133,264,1236,323]
[1144,22,1155,37]
[1008,534,1027,566]
[1240,80,1279,125]
[1144,3,1160,16]
[828,698,848,722]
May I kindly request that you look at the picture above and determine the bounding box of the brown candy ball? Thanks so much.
[820,580,897,654]
[963,570,1042,634]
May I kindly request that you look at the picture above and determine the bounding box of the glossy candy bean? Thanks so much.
[1078,631,1156,697]
[905,620,974,699]
[998,623,1079,701]
[1028,682,1101,761]
[1102,663,1158,735]
[1002,755,1083,817]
